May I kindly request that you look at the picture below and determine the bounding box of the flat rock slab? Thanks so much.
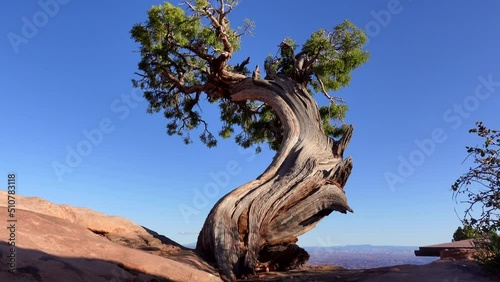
[415,239,475,257]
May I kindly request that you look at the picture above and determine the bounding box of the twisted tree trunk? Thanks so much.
[196,75,353,281]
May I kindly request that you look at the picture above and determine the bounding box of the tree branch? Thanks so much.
[314,74,345,104]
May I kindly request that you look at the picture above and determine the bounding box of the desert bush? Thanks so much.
[452,122,500,273]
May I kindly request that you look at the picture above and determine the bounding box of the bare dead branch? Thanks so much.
[314,74,345,104]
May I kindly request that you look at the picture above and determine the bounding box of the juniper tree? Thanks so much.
[131,1,369,280]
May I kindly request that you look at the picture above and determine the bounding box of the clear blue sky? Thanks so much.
[1,0,499,247]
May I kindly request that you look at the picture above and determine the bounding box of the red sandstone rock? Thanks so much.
[440,248,477,261]
[0,192,220,282]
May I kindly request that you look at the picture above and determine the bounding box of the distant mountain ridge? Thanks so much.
[305,244,419,249]
[182,243,423,249]
[305,245,437,269]
[180,243,439,270]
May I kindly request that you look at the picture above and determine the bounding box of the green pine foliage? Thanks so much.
[451,225,497,242]
[130,1,369,150]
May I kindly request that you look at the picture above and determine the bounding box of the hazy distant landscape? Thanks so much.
[182,243,439,269]
[305,245,438,269]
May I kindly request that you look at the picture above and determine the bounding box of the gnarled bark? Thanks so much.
[196,75,353,281]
